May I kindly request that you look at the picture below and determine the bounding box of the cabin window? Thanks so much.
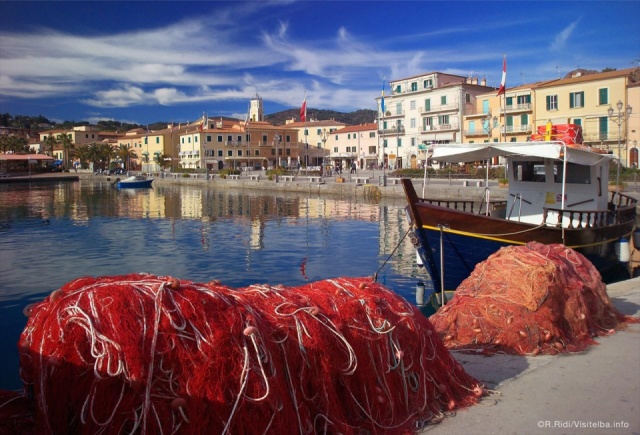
[554,162,591,184]
[513,160,546,182]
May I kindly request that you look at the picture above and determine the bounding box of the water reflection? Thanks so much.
[0,180,426,389]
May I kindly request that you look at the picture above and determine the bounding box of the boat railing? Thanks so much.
[418,198,507,215]
[507,193,532,221]
[609,191,638,208]
[542,207,616,229]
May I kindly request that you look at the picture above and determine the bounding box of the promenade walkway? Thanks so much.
[420,277,640,435]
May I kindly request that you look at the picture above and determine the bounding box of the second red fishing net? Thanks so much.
[431,242,635,355]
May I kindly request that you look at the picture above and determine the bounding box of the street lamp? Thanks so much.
[481,113,498,180]
[395,120,404,170]
[607,100,632,188]
[274,134,281,169]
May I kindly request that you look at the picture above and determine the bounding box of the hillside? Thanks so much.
[265,108,377,126]
[1,108,377,132]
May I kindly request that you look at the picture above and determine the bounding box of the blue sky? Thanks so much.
[0,1,638,126]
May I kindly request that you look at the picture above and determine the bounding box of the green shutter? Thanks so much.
[506,97,513,106]
[599,88,608,105]
[546,95,551,110]
[506,116,513,127]
[425,99,431,111]
[441,96,446,105]
[520,114,528,125]
[599,117,608,139]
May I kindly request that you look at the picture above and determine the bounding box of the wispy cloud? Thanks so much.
[550,20,580,51]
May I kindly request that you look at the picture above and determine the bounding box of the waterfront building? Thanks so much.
[325,123,378,170]
[376,72,493,169]
[283,119,345,169]
[534,68,638,167]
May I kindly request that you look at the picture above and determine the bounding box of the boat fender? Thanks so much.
[615,238,630,263]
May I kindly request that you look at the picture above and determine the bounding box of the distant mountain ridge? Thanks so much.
[1,108,377,132]
[265,108,377,126]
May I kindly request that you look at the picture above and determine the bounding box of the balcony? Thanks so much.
[463,130,487,136]
[502,125,533,134]
[421,123,459,132]
[420,103,458,114]
[381,110,404,119]
[505,103,532,113]
[582,132,624,143]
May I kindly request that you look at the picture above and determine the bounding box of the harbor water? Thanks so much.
[0,179,425,390]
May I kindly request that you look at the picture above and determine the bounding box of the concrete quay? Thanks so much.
[420,277,640,435]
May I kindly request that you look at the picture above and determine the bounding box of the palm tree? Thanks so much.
[116,144,138,170]
[57,133,74,170]
[154,153,170,171]
[43,134,58,157]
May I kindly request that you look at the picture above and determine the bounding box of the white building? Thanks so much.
[377,72,493,169]
[325,123,379,170]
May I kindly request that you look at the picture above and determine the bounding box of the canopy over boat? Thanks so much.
[431,141,613,166]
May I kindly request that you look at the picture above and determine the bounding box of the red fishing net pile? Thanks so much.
[431,242,636,356]
[3,274,483,434]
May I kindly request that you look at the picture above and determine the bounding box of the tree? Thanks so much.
[57,133,75,169]
[154,152,170,170]
[116,144,138,170]
[42,134,58,157]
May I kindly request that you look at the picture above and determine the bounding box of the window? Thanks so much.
[395,85,401,94]
[513,160,546,182]
[304,129,308,136]
[262,134,267,143]
[227,135,232,142]
[218,150,223,157]
[425,98,431,111]
[482,99,489,114]
[411,137,416,146]
[397,138,402,147]
[599,116,608,139]
[206,135,212,142]
[333,147,338,153]
[410,118,416,128]
[237,135,242,142]
[469,120,475,134]
[598,88,608,105]
[572,118,581,126]
[238,149,243,156]
[285,135,291,143]
[145,137,148,145]
[194,136,198,143]
[410,100,416,110]
[383,139,388,148]
[369,132,375,138]
[218,135,223,142]
[554,162,591,184]
[395,102,402,115]
[348,134,351,139]
[520,114,528,126]
[438,115,449,125]
[569,91,584,108]
[227,150,233,157]
[546,95,558,110]
[465,93,471,103]
[517,94,531,105]
[317,128,322,135]
[440,95,447,105]
[383,121,387,130]
[506,96,513,106]
[423,79,433,88]
[335,135,338,140]
[187,137,191,143]
[411,82,417,91]
[506,115,513,128]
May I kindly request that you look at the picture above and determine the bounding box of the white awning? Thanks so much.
[431,142,613,166]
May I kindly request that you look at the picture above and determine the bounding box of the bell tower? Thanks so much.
[250,93,264,122]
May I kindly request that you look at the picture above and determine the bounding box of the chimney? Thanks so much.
[471,76,478,85]
[481,77,486,86]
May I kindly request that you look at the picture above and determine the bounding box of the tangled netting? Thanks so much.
[431,242,638,356]
[4,274,484,434]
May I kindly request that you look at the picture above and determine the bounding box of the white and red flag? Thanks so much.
[497,55,507,96]
[300,93,307,122]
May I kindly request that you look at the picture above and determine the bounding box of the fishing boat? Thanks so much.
[403,124,637,299]
[115,175,154,188]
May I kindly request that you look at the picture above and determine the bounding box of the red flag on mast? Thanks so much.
[497,55,507,96]
[300,94,307,122]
